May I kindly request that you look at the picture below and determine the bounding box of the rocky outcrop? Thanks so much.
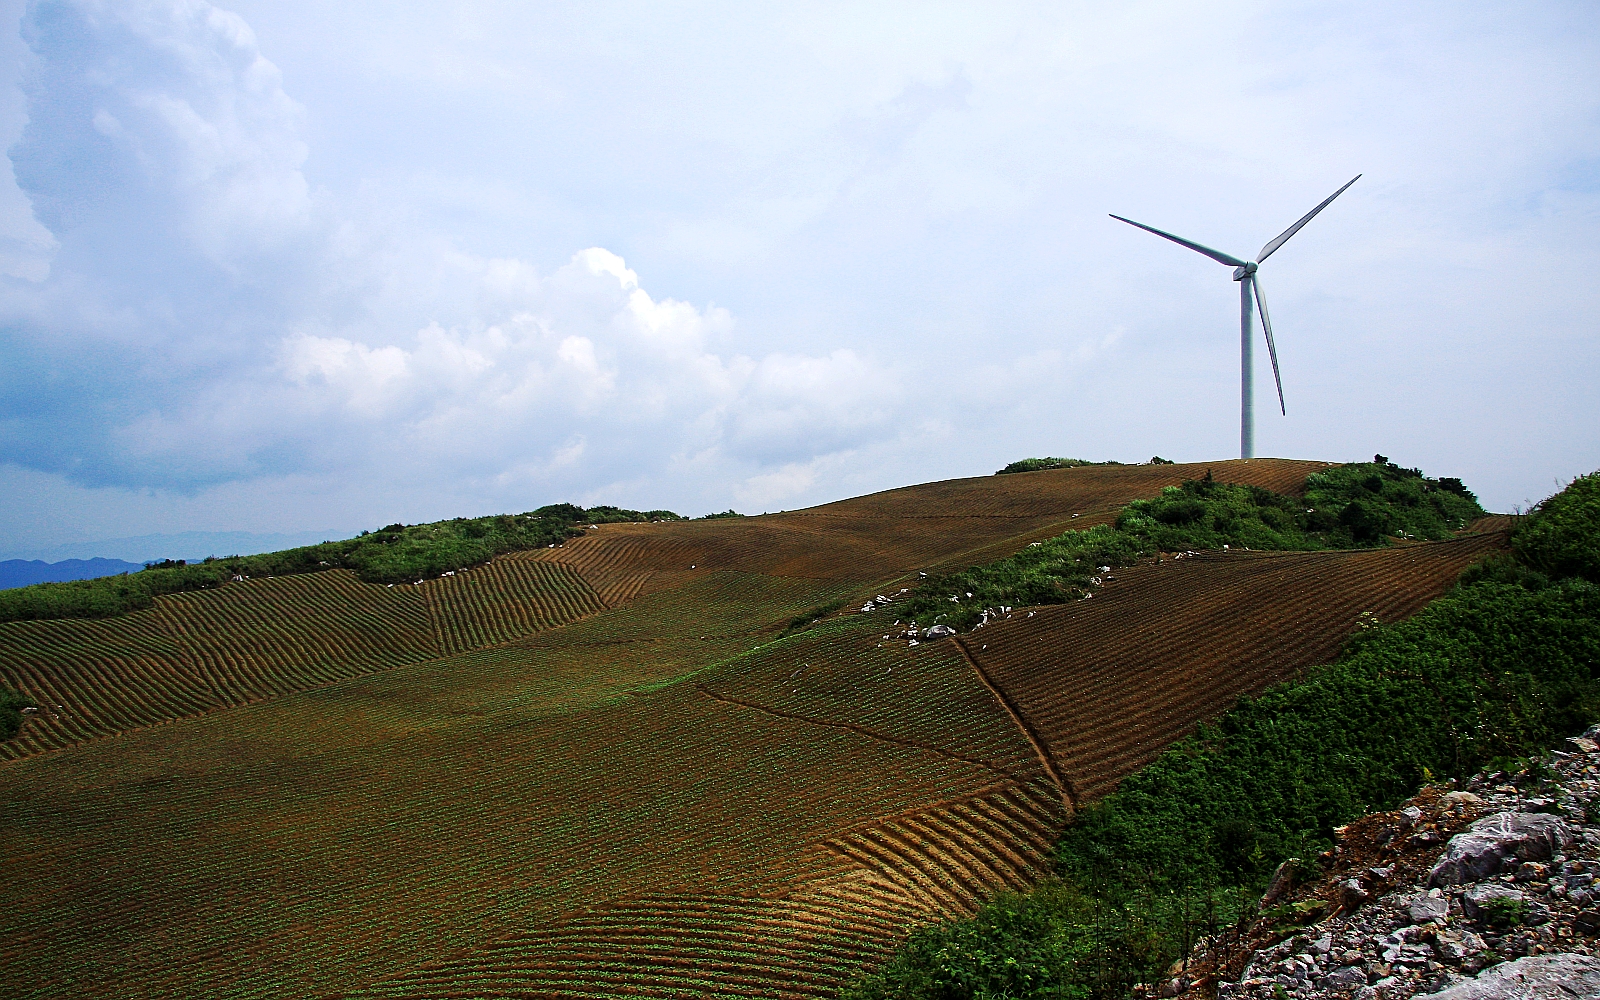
[1429,813,1576,887]
[1165,726,1600,1000]
[1427,953,1600,999]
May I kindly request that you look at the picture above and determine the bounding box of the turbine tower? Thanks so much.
[1111,175,1360,459]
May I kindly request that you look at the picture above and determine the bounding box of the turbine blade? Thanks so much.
[1256,174,1361,263]
[1109,214,1248,267]
[1251,273,1286,415]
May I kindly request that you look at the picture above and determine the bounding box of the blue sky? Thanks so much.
[1,1,1597,556]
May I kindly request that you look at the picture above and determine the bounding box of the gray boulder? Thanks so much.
[1424,953,1600,999]
[1313,966,1368,991]
[1428,812,1575,886]
[920,625,957,640]
[1459,884,1523,922]
[1408,891,1450,924]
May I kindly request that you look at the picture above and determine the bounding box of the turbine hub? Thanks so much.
[1232,261,1259,281]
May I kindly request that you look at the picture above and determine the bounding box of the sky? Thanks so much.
[1,1,1596,559]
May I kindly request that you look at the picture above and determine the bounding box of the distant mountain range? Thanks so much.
[0,558,147,590]
[0,529,357,567]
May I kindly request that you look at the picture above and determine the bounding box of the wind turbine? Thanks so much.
[1111,174,1360,459]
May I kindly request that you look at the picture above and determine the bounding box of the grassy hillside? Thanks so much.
[841,472,1595,1000]
[0,457,1524,1000]
[0,503,680,625]
[903,457,1484,632]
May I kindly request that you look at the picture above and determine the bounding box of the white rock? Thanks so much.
[1425,953,1600,999]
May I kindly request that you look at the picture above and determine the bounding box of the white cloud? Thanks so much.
[1,0,1596,547]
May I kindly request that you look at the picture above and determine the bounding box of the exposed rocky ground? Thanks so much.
[1166,726,1600,1000]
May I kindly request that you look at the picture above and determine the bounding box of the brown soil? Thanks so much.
[965,527,1509,803]
[0,458,1506,1000]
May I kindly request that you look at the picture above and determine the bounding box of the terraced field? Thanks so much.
[958,524,1512,805]
[0,459,1505,998]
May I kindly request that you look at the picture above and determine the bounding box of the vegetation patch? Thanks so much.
[840,470,1597,1000]
[0,685,32,741]
[0,504,680,625]
[903,458,1486,631]
[997,458,1124,475]
[781,598,849,636]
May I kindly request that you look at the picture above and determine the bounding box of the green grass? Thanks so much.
[781,599,849,636]
[839,467,1595,1000]
[903,460,1487,631]
[0,504,681,625]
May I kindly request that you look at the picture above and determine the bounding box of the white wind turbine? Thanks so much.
[1111,175,1360,459]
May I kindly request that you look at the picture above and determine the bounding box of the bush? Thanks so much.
[997,458,1122,475]
[1514,471,1600,584]
[903,525,1145,631]
[1300,457,1485,544]
[1,686,32,741]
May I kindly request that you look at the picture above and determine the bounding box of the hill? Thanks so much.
[0,459,1511,999]
[0,557,145,590]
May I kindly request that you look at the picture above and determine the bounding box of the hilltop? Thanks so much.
[0,458,1555,999]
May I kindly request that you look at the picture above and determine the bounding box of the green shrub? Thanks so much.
[1514,471,1600,583]
[783,599,848,635]
[903,525,1145,631]
[1299,456,1485,544]
[841,880,1099,1000]
[997,458,1122,475]
[1,686,32,741]
[0,503,679,624]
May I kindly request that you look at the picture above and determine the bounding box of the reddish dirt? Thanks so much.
[533,459,1333,592]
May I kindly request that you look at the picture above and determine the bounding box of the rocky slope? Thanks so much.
[1164,727,1600,1000]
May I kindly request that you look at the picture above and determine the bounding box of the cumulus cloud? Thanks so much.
[0,0,921,518]
[8,1,1586,546]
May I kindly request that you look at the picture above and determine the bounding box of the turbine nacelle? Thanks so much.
[1110,173,1361,458]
